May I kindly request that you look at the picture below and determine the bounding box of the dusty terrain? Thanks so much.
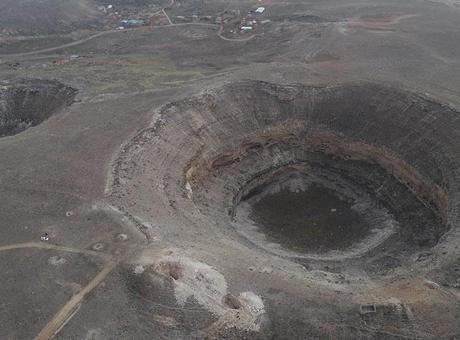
[0,0,460,339]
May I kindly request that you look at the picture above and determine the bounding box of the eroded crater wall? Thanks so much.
[183,82,456,225]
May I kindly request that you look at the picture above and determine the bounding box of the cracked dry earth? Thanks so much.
[1,0,460,339]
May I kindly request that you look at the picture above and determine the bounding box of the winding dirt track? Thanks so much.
[0,31,115,58]
[0,241,116,339]
[34,259,119,340]
[0,0,256,59]
[0,242,110,259]
[0,22,252,59]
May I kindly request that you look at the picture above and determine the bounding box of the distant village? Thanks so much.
[97,2,269,37]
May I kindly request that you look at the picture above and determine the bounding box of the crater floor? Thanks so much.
[247,182,368,254]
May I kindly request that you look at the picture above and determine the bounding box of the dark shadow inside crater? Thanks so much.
[233,153,445,257]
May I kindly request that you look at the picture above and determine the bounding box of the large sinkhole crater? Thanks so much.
[0,79,76,138]
[114,80,459,263]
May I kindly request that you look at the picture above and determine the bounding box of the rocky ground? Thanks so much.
[0,0,459,339]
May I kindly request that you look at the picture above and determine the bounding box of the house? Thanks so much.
[255,7,265,14]
[120,19,145,27]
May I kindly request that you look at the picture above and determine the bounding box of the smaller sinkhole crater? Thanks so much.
[0,79,76,138]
